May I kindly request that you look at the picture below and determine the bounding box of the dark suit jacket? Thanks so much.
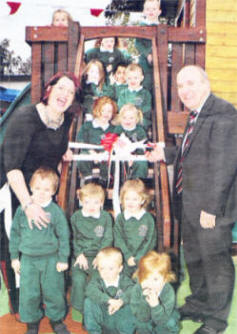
[165,93,237,226]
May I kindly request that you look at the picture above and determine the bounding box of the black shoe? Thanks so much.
[50,320,70,334]
[25,322,39,334]
[179,305,203,323]
[194,324,224,334]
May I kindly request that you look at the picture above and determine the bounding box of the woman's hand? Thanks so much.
[25,202,50,230]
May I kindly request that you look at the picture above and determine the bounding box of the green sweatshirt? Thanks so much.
[114,211,157,263]
[86,271,134,305]
[130,282,180,328]
[71,209,113,258]
[9,202,70,263]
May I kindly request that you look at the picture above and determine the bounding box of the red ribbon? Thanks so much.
[90,8,104,17]
[101,132,118,152]
[7,2,21,15]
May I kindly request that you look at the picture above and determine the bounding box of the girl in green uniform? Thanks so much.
[130,251,180,334]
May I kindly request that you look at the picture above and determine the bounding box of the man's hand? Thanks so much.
[25,203,50,230]
[108,298,123,315]
[11,259,21,274]
[57,262,68,272]
[145,143,165,162]
[200,210,216,229]
[74,253,89,270]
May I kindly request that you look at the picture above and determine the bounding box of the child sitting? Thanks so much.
[114,179,157,277]
[84,247,136,334]
[85,37,127,80]
[110,62,128,98]
[130,251,180,334]
[113,103,148,180]
[9,167,70,334]
[52,9,73,27]
[76,96,118,187]
[117,63,152,130]
[70,183,113,320]
[81,59,116,117]
[135,0,162,91]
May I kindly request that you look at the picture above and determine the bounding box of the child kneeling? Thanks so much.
[9,167,70,334]
[84,247,136,334]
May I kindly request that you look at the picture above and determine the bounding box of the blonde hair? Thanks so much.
[96,247,123,266]
[115,103,143,125]
[126,63,144,78]
[93,96,118,119]
[52,9,72,25]
[120,179,151,210]
[78,182,105,204]
[83,59,105,90]
[30,167,59,193]
[134,251,176,283]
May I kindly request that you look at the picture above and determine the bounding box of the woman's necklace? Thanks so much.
[44,106,64,130]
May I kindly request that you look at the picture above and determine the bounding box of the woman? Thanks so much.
[0,71,79,313]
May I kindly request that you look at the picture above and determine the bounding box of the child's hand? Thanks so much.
[11,259,20,274]
[127,256,136,267]
[142,288,159,307]
[92,257,98,269]
[106,64,113,73]
[74,254,89,270]
[108,298,123,315]
[57,262,68,272]
[109,73,116,85]
[62,148,74,162]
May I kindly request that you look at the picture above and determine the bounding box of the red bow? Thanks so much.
[101,132,118,152]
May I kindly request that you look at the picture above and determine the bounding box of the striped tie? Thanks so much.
[176,111,198,194]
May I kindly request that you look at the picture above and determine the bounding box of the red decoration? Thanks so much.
[90,8,104,17]
[101,133,118,152]
[7,1,21,15]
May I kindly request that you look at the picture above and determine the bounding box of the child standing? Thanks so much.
[113,103,148,180]
[9,167,70,334]
[70,183,113,319]
[85,37,127,80]
[77,96,118,186]
[130,251,180,334]
[117,63,152,130]
[52,9,73,27]
[114,179,157,277]
[135,0,162,91]
[84,247,136,334]
[81,59,116,117]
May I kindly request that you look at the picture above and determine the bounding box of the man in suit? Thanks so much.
[146,65,236,334]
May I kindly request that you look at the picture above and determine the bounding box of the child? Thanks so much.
[85,37,127,80]
[130,251,180,334]
[110,62,128,99]
[52,9,73,27]
[84,247,136,334]
[70,183,113,319]
[9,167,70,334]
[77,96,118,186]
[81,59,116,117]
[113,103,148,180]
[117,63,152,130]
[114,179,157,277]
[135,0,162,91]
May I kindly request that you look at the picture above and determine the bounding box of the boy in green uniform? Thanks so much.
[113,103,148,180]
[77,96,118,186]
[70,183,113,320]
[114,179,157,277]
[81,59,116,118]
[130,251,180,334]
[84,247,136,334]
[9,167,70,334]
[117,63,152,130]
[135,0,162,91]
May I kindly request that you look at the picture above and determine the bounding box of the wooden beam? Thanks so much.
[26,26,68,43]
